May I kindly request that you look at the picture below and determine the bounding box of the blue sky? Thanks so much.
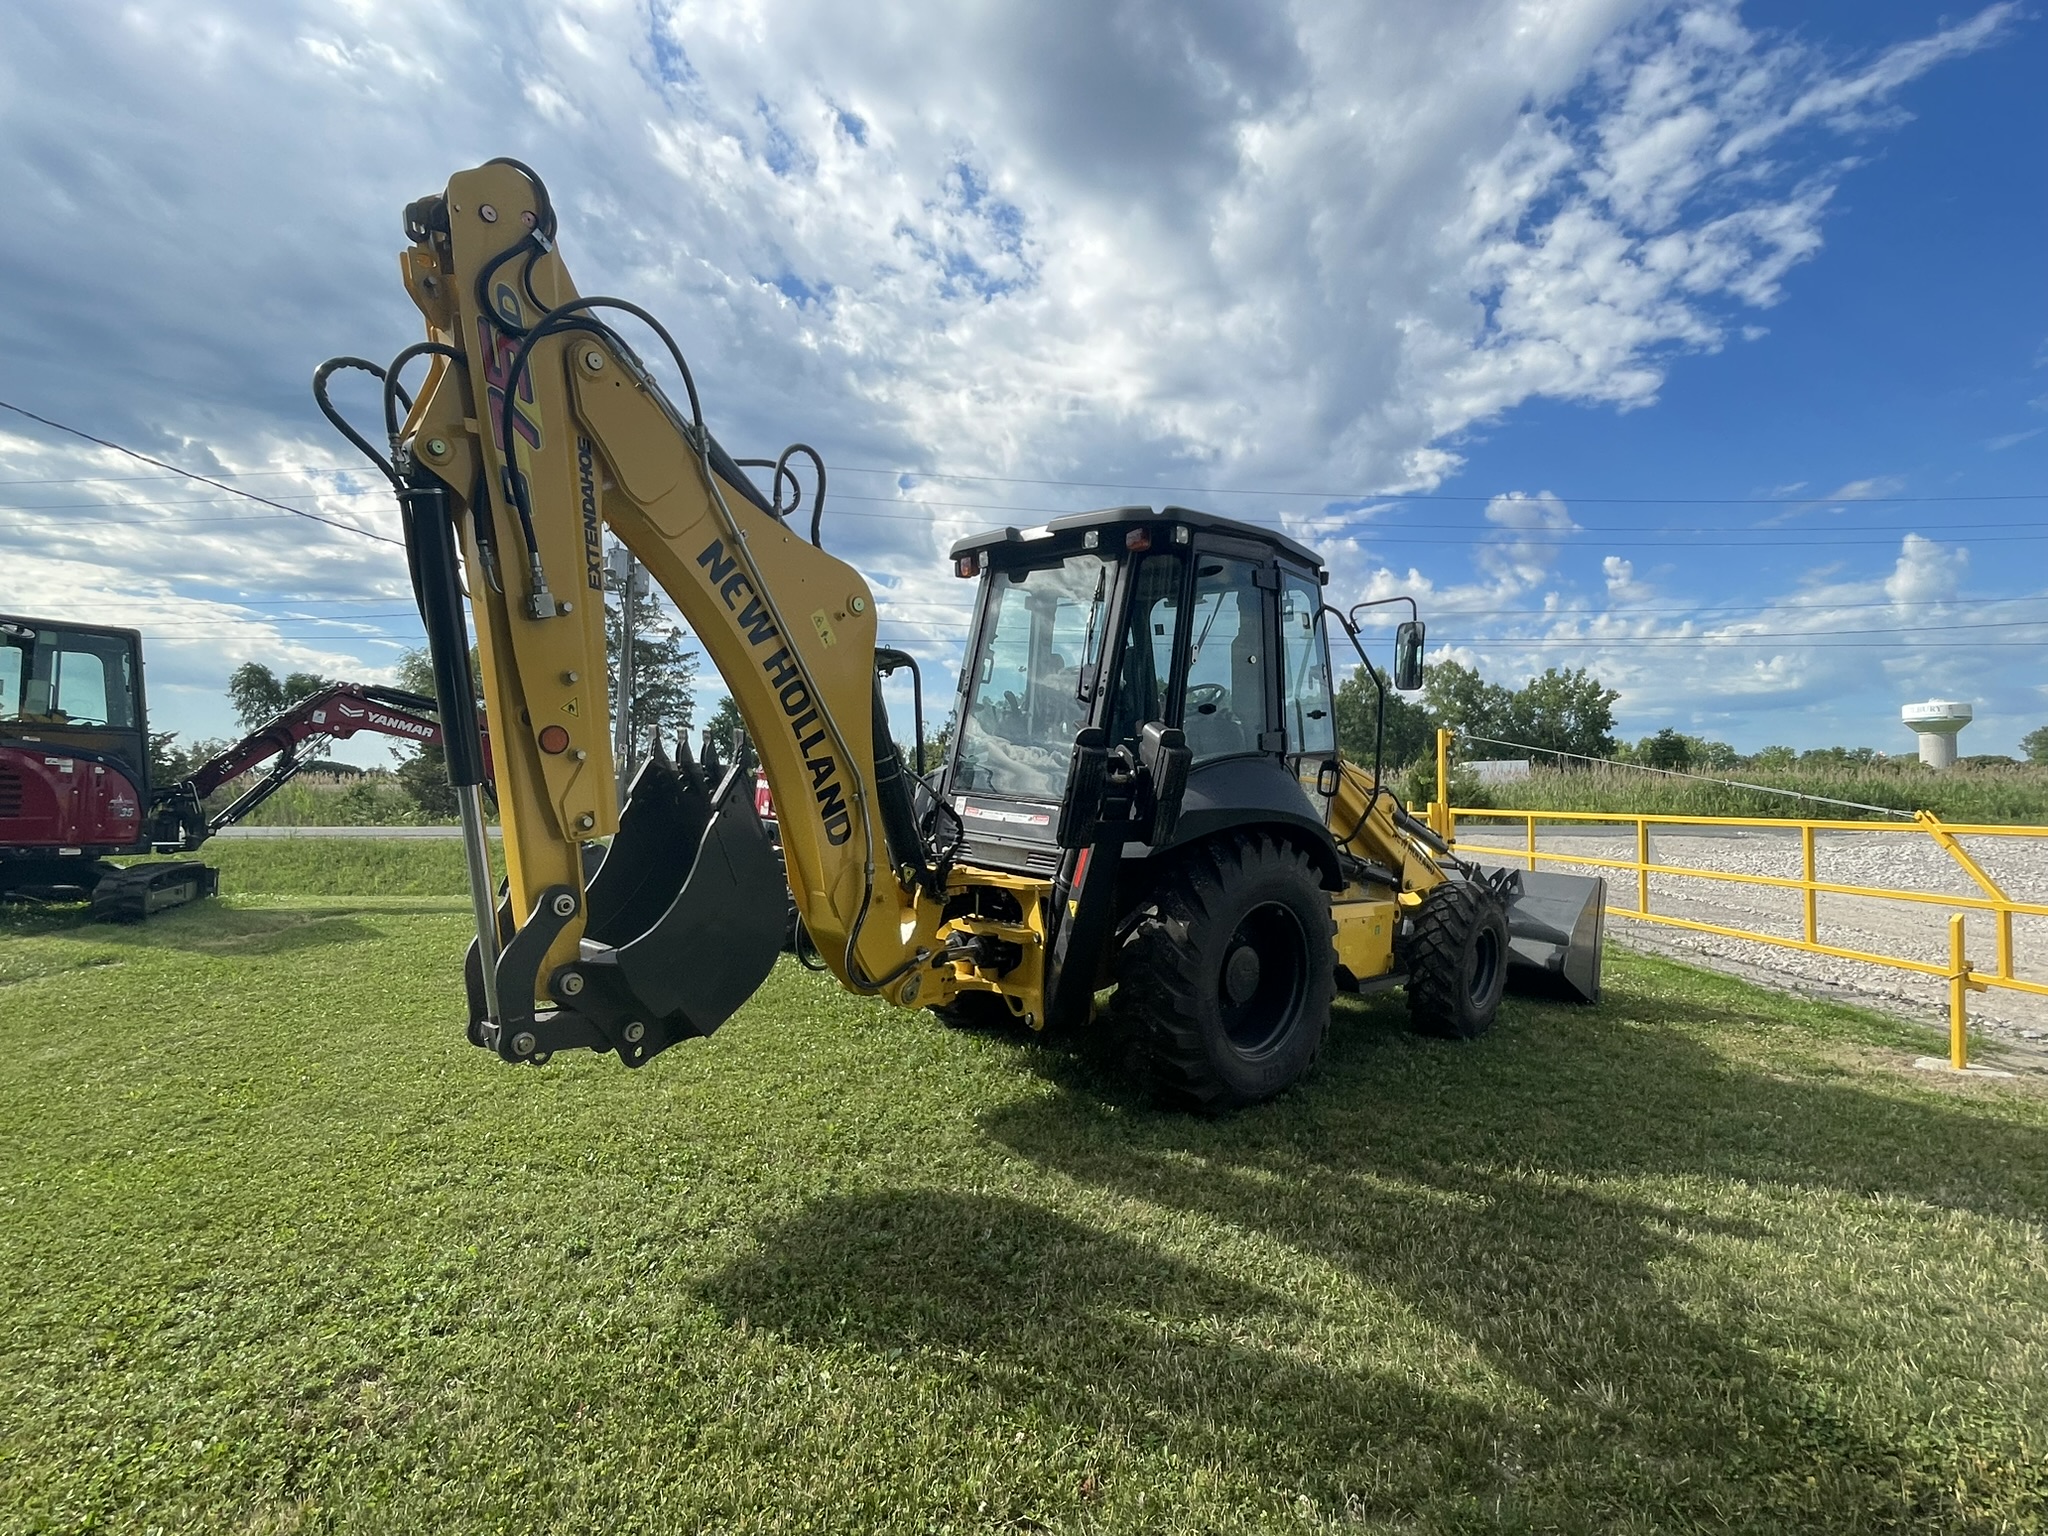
[0,0,2040,763]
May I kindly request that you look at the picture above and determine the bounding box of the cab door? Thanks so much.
[1276,566,1338,819]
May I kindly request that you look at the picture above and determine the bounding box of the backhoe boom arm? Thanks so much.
[373,160,943,1064]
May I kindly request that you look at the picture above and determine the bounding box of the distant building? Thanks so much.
[1466,758,1532,785]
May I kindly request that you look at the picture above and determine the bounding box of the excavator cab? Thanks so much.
[1,617,153,870]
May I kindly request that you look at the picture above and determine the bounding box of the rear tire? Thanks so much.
[1402,880,1508,1039]
[1113,833,1336,1113]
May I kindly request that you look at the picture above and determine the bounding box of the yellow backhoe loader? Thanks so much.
[322,159,1605,1110]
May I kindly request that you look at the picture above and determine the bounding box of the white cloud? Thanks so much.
[1477,491,1579,590]
[0,0,2024,750]
[1883,532,1966,608]
[1602,555,1655,603]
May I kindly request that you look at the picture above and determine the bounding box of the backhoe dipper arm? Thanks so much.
[377,160,940,1065]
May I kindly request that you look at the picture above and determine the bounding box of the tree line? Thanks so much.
[1337,657,2048,779]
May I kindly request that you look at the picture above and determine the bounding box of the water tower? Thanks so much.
[1901,700,1973,769]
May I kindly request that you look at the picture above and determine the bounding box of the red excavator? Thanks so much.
[1,613,476,921]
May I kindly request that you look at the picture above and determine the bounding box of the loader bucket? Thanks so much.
[1493,868,1607,1004]
[483,737,786,1067]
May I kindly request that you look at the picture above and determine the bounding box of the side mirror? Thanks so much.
[1393,620,1425,692]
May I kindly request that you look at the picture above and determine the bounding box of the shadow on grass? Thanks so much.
[701,972,2043,1530]
[0,903,410,959]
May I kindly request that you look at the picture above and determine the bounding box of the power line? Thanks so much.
[825,463,2048,505]
[5,452,2044,507]
[0,400,403,548]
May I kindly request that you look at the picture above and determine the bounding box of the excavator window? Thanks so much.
[955,553,1109,798]
[0,625,137,728]
[0,637,21,718]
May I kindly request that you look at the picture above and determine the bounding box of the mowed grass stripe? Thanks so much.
[1,847,2044,1533]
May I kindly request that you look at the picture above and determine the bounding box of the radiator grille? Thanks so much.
[0,765,22,818]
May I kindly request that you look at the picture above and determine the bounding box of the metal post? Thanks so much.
[1636,819,1651,915]
[1949,913,1970,1071]
[459,783,501,1025]
[1801,824,1818,946]
[1526,815,1537,872]
[1434,727,1451,839]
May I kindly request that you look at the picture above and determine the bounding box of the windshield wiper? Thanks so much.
[1075,568,1107,703]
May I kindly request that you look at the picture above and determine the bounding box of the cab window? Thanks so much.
[954,553,1110,798]
[1180,557,1267,762]
[0,627,137,727]
[54,648,113,724]
[1108,551,1184,746]
[1279,570,1334,755]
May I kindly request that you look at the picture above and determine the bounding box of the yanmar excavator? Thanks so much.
[326,158,1605,1109]
[0,614,461,922]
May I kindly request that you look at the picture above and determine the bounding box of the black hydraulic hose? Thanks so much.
[403,477,490,790]
[495,299,709,582]
[382,341,462,441]
[470,158,559,337]
[313,356,407,485]
[316,354,427,618]
[875,648,924,772]
[771,442,828,546]
[736,457,801,520]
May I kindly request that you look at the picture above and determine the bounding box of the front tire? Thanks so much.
[1114,834,1336,1112]
[1402,879,1508,1039]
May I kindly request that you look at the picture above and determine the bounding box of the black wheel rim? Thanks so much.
[1217,900,1308,1056]
[1466,920,1502,1005]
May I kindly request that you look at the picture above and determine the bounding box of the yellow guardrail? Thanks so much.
[1422,730,2047,1070]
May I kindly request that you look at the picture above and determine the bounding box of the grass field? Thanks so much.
[1438,760,2048,825]
[3,848,2046,1533]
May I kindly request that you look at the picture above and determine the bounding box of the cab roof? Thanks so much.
[947,504,1322,572]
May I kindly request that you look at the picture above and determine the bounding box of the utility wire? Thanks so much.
[4,453,2045,506]
[0,399,403,548]
[824,464,2048,505]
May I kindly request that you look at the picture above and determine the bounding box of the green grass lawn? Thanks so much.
[2,851,2045,1534]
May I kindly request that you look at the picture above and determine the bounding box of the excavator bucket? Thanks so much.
[1491,868,1608,1004]
[474,737,787,1067]
[576,738,788,1061]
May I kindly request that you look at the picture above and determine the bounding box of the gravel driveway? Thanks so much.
[1455,818,2048,1062]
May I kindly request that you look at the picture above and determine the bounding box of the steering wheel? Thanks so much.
[1186,682,1230,715]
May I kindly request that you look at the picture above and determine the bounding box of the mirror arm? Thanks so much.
[1347,594,1419,628]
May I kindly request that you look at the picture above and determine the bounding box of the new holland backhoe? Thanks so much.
[323,158,1604,1110]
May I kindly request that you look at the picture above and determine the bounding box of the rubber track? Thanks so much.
[1115,833,1333,1111]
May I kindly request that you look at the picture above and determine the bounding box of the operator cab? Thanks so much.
[943,507,1339,881]
[1,616,152,861]
[0,618,149,778]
